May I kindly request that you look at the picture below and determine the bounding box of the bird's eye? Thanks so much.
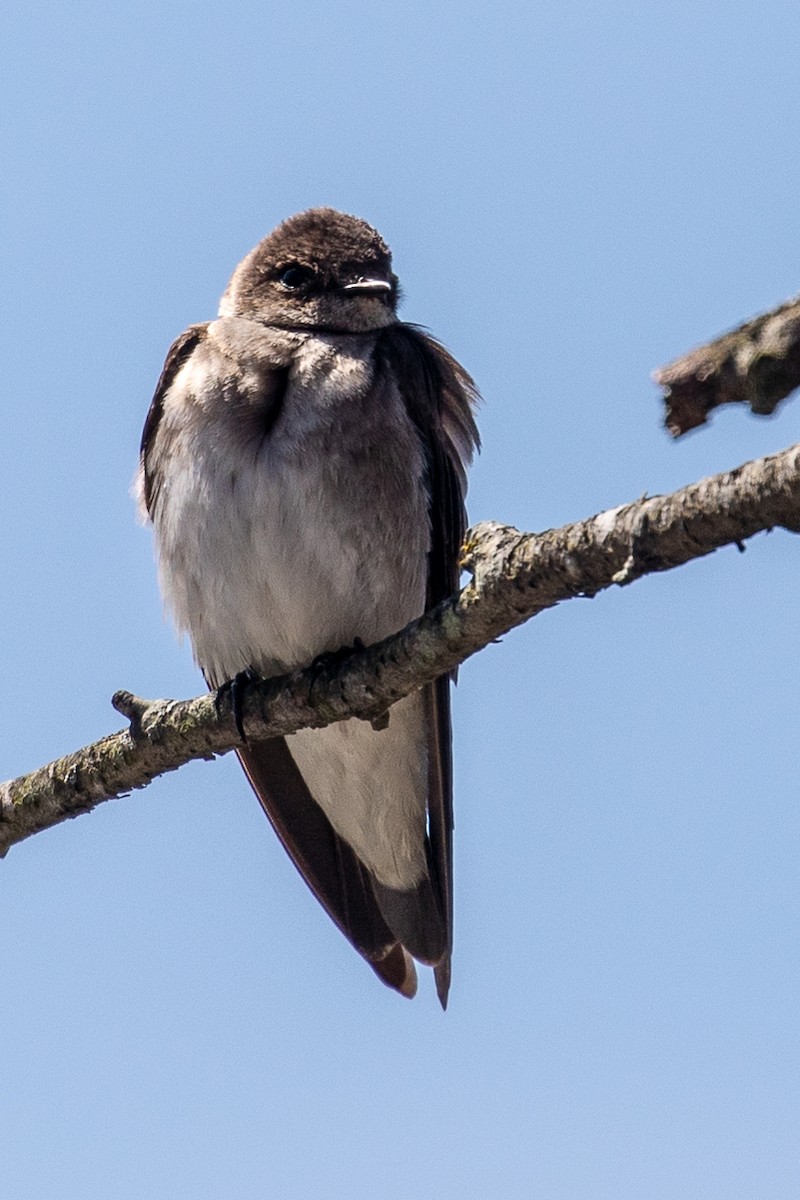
[278,264,314,289]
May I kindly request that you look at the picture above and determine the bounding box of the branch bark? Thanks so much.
[3,441,800,857]
[654,294,800,436]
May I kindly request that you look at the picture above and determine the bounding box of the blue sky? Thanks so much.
[3,1,800,1196]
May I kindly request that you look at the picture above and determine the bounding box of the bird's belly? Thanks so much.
[161,438,429,688]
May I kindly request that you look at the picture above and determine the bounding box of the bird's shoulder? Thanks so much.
[376,324,480,477]
[151,318,299,412]
[138,318,296,517]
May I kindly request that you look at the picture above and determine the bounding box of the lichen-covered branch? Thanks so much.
[654,295,800,436]
[2,440,800,857]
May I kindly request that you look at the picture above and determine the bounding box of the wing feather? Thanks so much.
[376,325,480,1007]
[140,324,210,516]
[238,738,418,996]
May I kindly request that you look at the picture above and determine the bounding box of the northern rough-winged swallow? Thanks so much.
[137,208,479,1006]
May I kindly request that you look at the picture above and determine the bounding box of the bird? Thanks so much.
[136,207,479,1006]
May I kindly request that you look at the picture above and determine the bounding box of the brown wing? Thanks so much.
[237,738,417,997]
[376,325,480,1008]
[140,324,209,516]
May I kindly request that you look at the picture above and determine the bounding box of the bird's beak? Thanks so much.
[340,278,393,295]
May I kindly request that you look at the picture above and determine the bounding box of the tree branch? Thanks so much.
[3,441,800,857]
[654,295,800,436]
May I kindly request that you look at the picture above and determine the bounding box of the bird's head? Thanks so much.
[219,207,399,333]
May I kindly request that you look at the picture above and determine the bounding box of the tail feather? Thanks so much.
[236,731,451,1003]
[371,945,418,998]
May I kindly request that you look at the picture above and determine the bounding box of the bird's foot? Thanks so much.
[216,667,260,743]
[308,638,366,693]
[307,639,390,731]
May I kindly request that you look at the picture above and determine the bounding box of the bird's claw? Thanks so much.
[308,638,366,694]
[216,667,259,744]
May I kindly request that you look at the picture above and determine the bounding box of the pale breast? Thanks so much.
[149,326,431,687]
